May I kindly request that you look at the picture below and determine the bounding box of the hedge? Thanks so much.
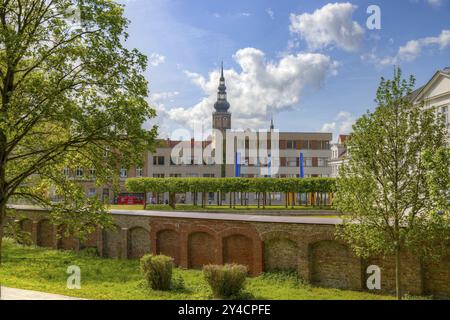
[126,177,336,195]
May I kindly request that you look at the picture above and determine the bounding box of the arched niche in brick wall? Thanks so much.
[58,224,78,250]
[80,224,99,249]
[156,229,180,265]
[103,225,122,259]
[37,219,54,248]
[188,232,216,269]
[264,237,299,272]
[19,218,33,235]
[128,227,151,259]
[309,240,352,289]
[424,253,450,299]
[223,234,254,274]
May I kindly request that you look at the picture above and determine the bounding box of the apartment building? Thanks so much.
[63,156,149,204]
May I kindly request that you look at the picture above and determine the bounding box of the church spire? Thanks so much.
[214,62,230,113]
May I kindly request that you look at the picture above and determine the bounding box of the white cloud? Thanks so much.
[148,53,166,67]
[321,111,355,139]
[166,48,338,130]
[289,2,364,52]
[266,8,275,20]
[363,29,450,66]
[150,91,180,103]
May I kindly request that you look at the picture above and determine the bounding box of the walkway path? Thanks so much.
[0,286,85,300]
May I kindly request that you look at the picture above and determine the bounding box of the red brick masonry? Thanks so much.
[9,205,450,298]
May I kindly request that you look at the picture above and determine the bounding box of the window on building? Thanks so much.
[89,168,96,178]
[286,157,297,167]
[76,167,83,177]
[153,174,165,178]
[309,141,320,150]
[304,158,312,167]
[169,173,182,177]
[88,188,97,197]
[119,168,127,178]
[153,156,165,166]
[63,167,70,177]
[203,173,215,177]
[322,141,330,150]
[438,105,449,126]
[318,158,327,167]
[286,140,296,149]
[136,167,143,177]
[299,140,309,149]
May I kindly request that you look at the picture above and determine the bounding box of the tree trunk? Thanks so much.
[143,190,147,210]
[395,245,402,300]
[262,193,265,207]
[169,192,176,209]
[291,193,294,209]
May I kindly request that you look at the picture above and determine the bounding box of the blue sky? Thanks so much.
[118,0,450,140]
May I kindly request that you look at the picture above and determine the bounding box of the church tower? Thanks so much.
[212,62,231,133]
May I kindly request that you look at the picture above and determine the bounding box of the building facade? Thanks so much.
[329,135,349,178]
[411,67,450,131]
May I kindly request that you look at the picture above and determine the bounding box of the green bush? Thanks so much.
[126,177,337,195]
[203,264,248,299]
[140,254,174,291]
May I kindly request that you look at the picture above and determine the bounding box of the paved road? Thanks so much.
[0,287,85,300]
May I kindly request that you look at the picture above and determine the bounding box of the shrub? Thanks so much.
[140,254,174,291]
[203,264,248,299]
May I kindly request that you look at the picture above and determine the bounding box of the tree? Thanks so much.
[335,68,450,299]
[0,0,157,262]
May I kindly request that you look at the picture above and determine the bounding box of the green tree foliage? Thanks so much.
[335,68,450,299]
[126,177,335,195]
[126,177,336,208]
[0,0,157,261]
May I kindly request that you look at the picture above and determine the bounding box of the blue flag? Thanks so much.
[299,153,304,178]
[235,152,241,177]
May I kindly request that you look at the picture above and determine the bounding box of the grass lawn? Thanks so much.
[0,239,393,300]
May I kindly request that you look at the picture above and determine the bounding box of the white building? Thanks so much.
[329,135,349,178]
[411,67,450,130]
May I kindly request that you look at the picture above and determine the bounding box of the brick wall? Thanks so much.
[8,207,450,298]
